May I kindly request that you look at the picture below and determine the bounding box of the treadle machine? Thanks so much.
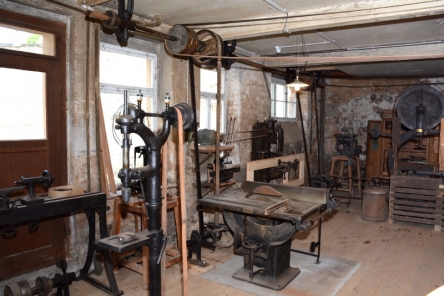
[198,181,337,291]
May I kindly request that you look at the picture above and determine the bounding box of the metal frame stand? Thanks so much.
[0,193,122,296]
[291,208,323,264]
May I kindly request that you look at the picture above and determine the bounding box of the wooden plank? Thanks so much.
[390,176,441,190]
[440,118,444,171]
[391,210,437,219]
[246,154,305,183]
[392,205,442,214]
[390,200,441,209]
[392,193,441,201]
[98,98,116,195]
[391,187,439,196]
[175,107,188,296]
[389,214,440,226]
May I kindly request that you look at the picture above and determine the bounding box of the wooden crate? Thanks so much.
[389,176,443,231]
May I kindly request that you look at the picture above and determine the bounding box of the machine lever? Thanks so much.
[157,236,169,264]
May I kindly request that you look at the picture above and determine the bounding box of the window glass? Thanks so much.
[100,50,151,88]
[0,23,55,56]
[270,79,296,120]
[199,98,208,129]
[200,68,225,132]
[200,68,224,94]
[0,68,46,140]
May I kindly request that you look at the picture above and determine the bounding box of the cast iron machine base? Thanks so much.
[224,211,300,291]
[198,181,338,291]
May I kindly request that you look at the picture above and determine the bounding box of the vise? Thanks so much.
[198,181,337,290]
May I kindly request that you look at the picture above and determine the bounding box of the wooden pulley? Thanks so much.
[164,25,224,68]
[165,25,201,55]
[192,29,223,68]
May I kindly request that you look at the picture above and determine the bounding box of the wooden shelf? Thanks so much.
[201,180,237,188]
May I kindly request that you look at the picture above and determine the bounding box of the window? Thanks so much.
[270,78,296,119]
[99,43,157,180]
[0,69,46,140]
[0,23,55,56]
[200,68,225,132]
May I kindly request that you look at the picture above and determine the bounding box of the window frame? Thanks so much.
[99,43,158,129]
[270,77,297,120]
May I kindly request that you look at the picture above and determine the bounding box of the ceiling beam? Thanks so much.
[264,43,444,67]
[189,0,444,40]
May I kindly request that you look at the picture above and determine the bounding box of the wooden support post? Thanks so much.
[175,107,189,296]
[97,98,116,195]
[439,118,444,171]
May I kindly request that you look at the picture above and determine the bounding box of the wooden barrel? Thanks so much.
[361,188,388,222]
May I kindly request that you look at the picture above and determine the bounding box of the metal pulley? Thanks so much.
[164,25,224,68]
[172,103,194,131]
[3,276,52,296]
[395,85,444,131]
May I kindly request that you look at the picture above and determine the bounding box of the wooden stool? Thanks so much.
[330,155,362,197]
[112,195,182,290]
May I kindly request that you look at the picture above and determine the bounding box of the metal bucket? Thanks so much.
[361,188,388,222]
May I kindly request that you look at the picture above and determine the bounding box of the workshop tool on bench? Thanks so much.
[0,186,25,213]
[198,182,337,290]
[15,170,54,205]
[4,260,76,296]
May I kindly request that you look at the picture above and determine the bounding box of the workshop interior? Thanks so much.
[1,0,444,295]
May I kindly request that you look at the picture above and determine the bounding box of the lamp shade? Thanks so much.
[286,76,309,91]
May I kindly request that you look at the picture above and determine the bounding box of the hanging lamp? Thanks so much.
[287,68,308,91]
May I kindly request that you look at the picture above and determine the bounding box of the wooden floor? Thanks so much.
[70,200,444,296]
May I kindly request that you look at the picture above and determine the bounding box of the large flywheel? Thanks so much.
[396,85,444,131]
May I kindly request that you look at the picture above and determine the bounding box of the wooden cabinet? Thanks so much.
[365,119,439,178]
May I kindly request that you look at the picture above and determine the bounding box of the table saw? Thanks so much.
[198,181,338,290]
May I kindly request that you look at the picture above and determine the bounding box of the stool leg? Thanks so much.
[355,156,362,195]
[347,159,353,197]
[339,161,345,184]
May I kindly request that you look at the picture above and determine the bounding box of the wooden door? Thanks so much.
[0,10,67,280]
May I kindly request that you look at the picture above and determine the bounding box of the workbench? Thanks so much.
[0,192,122,296]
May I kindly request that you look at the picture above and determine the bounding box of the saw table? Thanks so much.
[198,181,337,290]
